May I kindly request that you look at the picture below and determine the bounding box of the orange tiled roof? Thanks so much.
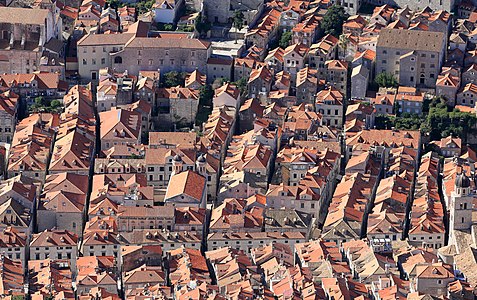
[165,170,206,201]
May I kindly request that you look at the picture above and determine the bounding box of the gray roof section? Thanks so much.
[77,33,135,46]
[377,29,444,53]
[125,37,211,49]
[0,7,50,25]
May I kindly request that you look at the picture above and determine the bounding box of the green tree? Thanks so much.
[279,31,292,49]
[338,34,349,59]
[233,77,248,96]
[232,11,244,44]
[375,114,396,129]
[195,14,211,36]
[106,0,121,9]
[199,85,214,106]
[320,5,349,37]
[30,96,46,112]
[375,72,398,88]
[50,99,62,109]
[163,71,185,87]
[34,96,45,106]
[424,98,477,142]
[212,77,229,89]
[196,85,214,125]
[395,113,422,130]
[131,0,155,14]
[377,96,477,142]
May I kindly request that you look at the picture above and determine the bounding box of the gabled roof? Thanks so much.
[0,72,67,91]
[30,230,78,247]
[249,66,273,83]
[0,227,26,248]
[0,256,24,296]
[325,60,348,70]
[185,70,206,88]
[99,108,141,140]
[316,87,343,104]
[436,73,460,87]
[460,82,477,95]
[0,91,19,117]
[165,170,206,201]
[157,86,199,100]
[296,67,317,87]
[215,82,240,100]
[49,131,93,172]
[283,43,309,57]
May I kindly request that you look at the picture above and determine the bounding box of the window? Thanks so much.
[114,56,122,64]
[101,58,106,64]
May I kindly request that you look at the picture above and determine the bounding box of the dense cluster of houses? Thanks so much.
[0,0,477,298]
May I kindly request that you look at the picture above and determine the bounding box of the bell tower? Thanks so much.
[449,171,473,235]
